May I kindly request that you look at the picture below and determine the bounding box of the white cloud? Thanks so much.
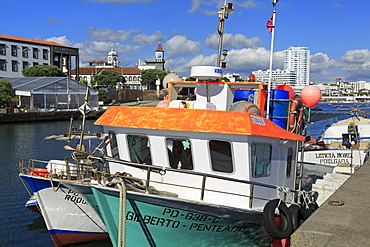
[131,31,166,46]
[205,32,261,50]
[310,52,341,74]
[88,27,140,42]
[164,35,202,58]
[187,0,257,15]
[74,40,140,66]
[340,49,370,79]
[45,36,73,46]
[45,17,61,25]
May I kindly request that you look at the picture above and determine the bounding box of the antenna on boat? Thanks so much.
[265,0,279,119]
[78,87,91,150]
[216,1,234,67]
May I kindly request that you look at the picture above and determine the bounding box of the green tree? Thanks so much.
[141,69,167,87]
[94,70,124,88]
[22,65,66,77]
[0,80,15,107]
[98,89,111,104]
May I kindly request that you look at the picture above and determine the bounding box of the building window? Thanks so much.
[33,62,38,66]
[11,45,17,57]
[0,44,6,55]
[108,131,120,159]
[210,140,233,173]
[12,60,18,72]
[33,48,38,59]
[23,61,28,70]
[0,59,6,71]
[127,135,152,165]
[43,49,48,60]
[251,143,272,177]
[166,138,193,169]
[22,47,28,58]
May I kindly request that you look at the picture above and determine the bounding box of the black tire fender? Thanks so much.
[289,204,300,232]
[263,199,293,239]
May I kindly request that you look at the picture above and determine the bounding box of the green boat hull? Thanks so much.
[91,186,272,247]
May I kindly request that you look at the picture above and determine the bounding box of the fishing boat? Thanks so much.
[18,113,111,246]
[303,112,370,169]
[58,61,322,247]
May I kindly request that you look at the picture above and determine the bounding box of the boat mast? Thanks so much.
[216,1,234,68]
[266,1,278,119]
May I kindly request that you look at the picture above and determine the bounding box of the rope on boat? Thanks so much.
[50,176,61,192]
[117,182,127,247]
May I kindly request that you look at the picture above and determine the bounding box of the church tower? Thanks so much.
[145,42,165,71]
[107,48,119,67]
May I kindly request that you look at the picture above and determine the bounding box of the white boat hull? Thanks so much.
[19,174,109,246]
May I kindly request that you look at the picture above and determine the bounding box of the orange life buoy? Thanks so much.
[28,168,49,177]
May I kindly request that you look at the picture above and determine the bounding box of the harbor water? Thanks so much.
[0,103,364,246]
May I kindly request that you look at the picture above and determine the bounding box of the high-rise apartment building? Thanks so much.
[283,47,310,86]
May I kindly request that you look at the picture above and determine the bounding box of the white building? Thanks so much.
[0,34,79,78]
[252,69,297,88]
[283,47,310,86]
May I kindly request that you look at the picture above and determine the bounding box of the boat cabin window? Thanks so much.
[286,147,293,177]
[108,131,120,159]
[127,135,152,165]
[209,140,233,173]
[251,143,271,177]
[166,138,193,170]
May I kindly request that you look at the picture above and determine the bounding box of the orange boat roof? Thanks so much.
[95,106,305,141]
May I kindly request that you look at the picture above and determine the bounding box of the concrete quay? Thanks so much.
[291,159,370,246]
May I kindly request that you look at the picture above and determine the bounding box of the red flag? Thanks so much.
[266,15,274,32]
[272,0,279,4]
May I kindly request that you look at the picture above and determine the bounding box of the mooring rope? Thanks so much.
[117,182,127,247]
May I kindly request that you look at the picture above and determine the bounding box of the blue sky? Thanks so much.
[3,0,370,84]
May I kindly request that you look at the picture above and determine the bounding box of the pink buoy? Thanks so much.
[300,85,321,107]
[275,84,294,100]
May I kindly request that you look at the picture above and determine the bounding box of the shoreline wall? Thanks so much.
[0,110,106,124]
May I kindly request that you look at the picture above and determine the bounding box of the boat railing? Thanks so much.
[19,158,109,181]
[95,155,308,209]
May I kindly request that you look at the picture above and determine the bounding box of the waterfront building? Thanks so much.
[252,69,297,88]
[283,46,310,86]
[0,34,79,78]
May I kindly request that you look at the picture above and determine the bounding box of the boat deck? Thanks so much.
[291,158,370,246]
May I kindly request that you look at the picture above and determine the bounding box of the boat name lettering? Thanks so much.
[162,208,220,223]
[314,153,353,159]
[314,152,353,164]
[126,211,180,228]
[188,223,248,232]
[64,190,87,204]
[250,115,265,126]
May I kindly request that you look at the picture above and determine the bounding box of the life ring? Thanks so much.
[288,100,298,132]
[289,204,300,232]
[288,98,304,133]
[263,199,293,239]
[296,99,304,133]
